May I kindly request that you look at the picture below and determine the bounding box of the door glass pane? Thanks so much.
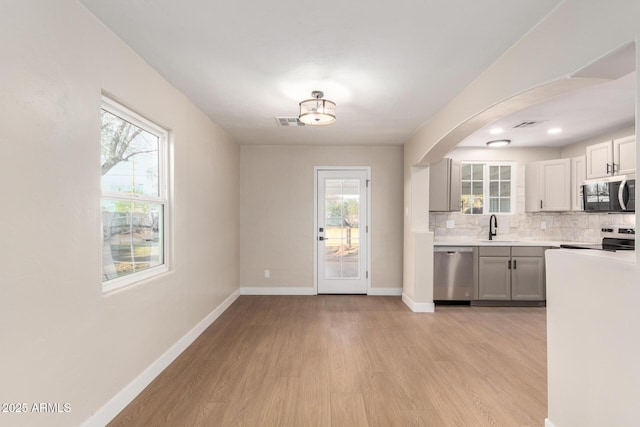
[323,179,360,279]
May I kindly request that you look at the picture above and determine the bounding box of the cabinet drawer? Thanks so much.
[478,246,511,257]
[511,246,544,257]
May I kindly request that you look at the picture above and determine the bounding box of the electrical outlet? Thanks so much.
[446,220,455,229]
[264,269,270,279]
[541,221,547,230]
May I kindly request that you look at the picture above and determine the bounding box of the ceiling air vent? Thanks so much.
[275,117,305,127]
[512,120,543,129]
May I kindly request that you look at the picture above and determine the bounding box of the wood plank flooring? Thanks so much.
[109,296,547,427]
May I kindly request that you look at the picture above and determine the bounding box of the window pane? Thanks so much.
[500,198,510,212]
[102,200,163,281]
[489,166,499,180]
[489,197,500,212]
[101,110,160,197]
[500,182,511,197]
[489,181,499,196]
[461,164,471,180]
[461,182,471,195]
[472,182,483,195]
[474,197,484,214]
[472,164,483,180]
[468,196,483,214]
[500,166,511,180]
[461,195,471,213]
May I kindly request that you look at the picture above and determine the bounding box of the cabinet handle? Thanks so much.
[540,200,543,209]
[508,260,512,270]
[513,260,517,269]
[607,163,611,174]
[613,163,618,174]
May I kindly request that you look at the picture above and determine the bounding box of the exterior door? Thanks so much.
[316,169,368,294]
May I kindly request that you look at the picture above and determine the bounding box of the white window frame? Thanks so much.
[461,161,516,215]
[101,96,170,292]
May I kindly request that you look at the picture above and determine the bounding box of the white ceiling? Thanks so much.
[79,0,564,146]
[459,71,636,148]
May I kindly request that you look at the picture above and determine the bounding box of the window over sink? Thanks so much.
[461,162,515,215]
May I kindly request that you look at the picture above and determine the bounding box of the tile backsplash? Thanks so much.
[430,211,635,243]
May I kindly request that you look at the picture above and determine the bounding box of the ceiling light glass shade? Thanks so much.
[486,139,511,147]
[299,91,336,125]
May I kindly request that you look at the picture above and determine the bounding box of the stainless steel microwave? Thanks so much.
[582,177,635,212]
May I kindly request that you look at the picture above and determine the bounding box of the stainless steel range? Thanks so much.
[560,227,635,251]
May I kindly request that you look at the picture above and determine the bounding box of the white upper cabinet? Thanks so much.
[586,141,613,179]
[613,135,636,176]
[525,158,571,212]
[586,136,636,179]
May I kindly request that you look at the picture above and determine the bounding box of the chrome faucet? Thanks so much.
[489,214,498,240]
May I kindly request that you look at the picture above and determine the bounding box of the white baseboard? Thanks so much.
[240,286,316,295]
[402,292,435,313]
[367,287,403,296]
[241,287,402,296]
[545,419,557,427]
[81,289,241,427]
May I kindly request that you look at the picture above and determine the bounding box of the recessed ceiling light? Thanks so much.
[486,139,511,147]
[489,127,504,135]
[547,127,563,135]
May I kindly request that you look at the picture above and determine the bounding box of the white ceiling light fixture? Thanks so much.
[547,127,563,134]
[299,91,336,126]
[486,139,511,147]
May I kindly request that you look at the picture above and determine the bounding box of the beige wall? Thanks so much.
[0,1,239,426]
[240,145,403,291]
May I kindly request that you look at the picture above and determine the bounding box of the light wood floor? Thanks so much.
[110,296,547,426]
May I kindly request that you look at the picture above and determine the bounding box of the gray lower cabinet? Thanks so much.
[477,246,546,301]
[478,255,511,300]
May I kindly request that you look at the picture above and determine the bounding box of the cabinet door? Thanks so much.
[511,257,545,301]
[478,257,511,300]
[449,159,461,211]
[613,135,636,176]
[429,158,457,211]
[539,158,571,211]
[586,141,613,179]
[571,156,586,211]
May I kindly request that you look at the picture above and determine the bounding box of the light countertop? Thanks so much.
[433,239,595,247]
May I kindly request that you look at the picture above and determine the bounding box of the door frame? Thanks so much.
[313,166,371,295]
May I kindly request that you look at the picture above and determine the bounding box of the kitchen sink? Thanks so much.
[480,240,520,243]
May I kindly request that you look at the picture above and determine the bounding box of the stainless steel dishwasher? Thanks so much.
[433,246,475,301]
